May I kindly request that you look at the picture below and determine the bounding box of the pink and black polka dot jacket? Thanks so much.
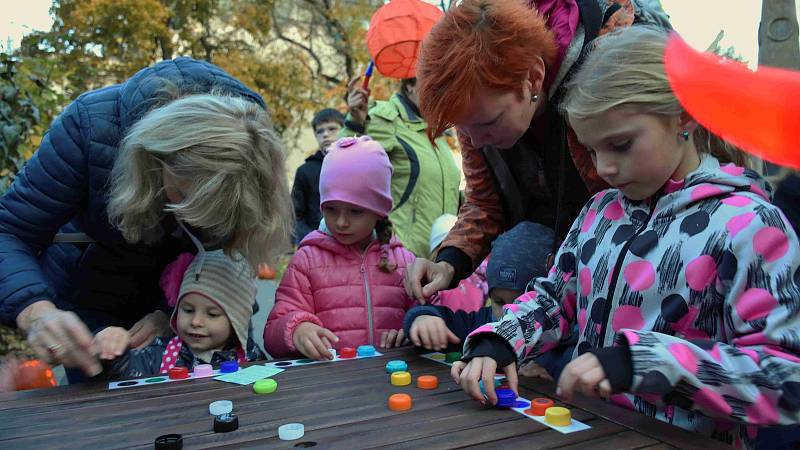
[465,155,800,448]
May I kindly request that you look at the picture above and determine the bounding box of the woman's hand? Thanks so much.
[556,353,611,401]
[403,258,455,303]
[128,310,170,349]
[292,322,339,360]
[451,356,518,406]
[18,301,101,376]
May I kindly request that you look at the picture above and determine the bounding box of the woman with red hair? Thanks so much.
[404,0,670,300]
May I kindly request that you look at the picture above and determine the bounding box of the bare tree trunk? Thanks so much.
[759,0,800,69]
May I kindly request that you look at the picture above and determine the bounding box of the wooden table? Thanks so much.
[0,347,731,449]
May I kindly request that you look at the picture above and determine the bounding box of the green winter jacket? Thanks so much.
[340,93,461,257]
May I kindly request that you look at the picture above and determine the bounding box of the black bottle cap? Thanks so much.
[154,433,183,450]
[214,413,239,433]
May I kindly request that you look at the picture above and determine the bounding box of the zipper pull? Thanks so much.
[360,264,365,273]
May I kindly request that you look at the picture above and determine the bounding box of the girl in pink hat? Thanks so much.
[265,136,419,360]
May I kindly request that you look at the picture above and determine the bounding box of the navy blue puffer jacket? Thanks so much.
[0,58,265,331]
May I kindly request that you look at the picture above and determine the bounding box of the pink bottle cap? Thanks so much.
[194,364,214,378]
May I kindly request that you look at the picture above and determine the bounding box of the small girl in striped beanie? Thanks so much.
[93,250,258,378]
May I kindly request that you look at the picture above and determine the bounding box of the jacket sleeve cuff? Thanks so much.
[435,246,473,289]
[283,312,324,353]
[344,119,366,135]
[463,335,516,368]
[403,305,443,337]
[588,346,633,393]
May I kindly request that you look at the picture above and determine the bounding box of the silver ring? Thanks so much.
[48,343,63,353]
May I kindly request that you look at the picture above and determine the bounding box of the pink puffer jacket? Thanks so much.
[264,231,417,357]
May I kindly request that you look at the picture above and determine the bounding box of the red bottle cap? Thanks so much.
[339,347,356,359]
[168,366,190,380]
[524,397,555,416]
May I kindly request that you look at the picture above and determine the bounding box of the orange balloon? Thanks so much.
[257,263,276,280]
[664,33,800,169]
[367,0,443,79]
[15,360,57,391]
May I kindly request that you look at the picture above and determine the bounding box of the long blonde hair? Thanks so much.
[562,26,759,171]
[107,93,294,269]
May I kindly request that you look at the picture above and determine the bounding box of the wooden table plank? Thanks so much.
[0,347,729,449]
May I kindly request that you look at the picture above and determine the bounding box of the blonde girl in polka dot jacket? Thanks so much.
[453,27,800,449]
[94,250,261,379]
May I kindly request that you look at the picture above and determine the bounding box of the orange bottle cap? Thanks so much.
[524,397,555,416]
[388,393,412,411]
[416,375,438,390]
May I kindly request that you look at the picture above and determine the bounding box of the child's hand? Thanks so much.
[519,361,553,381]
[380,329,407,348]
[451,357,518,406]
[556,353,611,401]
[92,327,131,360]
[292,322,339,361]
[409,315,460,350]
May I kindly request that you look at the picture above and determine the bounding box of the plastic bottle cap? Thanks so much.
[357,345,376,357]
[278,423,305,440]
[213,413,239,433]
[385,360,408,373]
[478,378,502,395]
[253,379,278,394]
[416,375,438,390]
[525,398,555,416]
[445,352,462,363]
[209,400,233,416]
[328,348,337,359]
[495,389,517,407]
[388,393,412,411]
[193,364,213,378]
[545,406,572,427]
[168,367,189,380]
[220,361,239,373]
[339,347,356,358]
[154,434,183,450]
[390,371,411,386]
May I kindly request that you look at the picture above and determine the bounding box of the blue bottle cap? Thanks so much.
[495,389,517,407]
[356,345,376,357]
[385,360,408,373]
[220,361,239,373]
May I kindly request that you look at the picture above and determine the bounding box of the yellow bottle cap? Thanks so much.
[544,406,571,427]
[390,371,412,386]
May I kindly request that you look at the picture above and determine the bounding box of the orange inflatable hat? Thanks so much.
[665,33,800,169]
[367,0,443,79]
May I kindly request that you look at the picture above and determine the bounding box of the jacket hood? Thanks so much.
[620,155,772,216]
[119,57,266,132]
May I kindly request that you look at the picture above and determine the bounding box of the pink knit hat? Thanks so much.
[319,136,393,217]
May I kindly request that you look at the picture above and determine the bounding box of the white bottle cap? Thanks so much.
[209,400,233,416]
[278,423,305,440]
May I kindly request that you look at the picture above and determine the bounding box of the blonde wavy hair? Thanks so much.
[107,93,294,269]
[562,26,760,171]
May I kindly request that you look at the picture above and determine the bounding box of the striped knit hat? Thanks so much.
[169,250,256,353]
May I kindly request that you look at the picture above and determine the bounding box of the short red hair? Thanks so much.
[418,0,557,140]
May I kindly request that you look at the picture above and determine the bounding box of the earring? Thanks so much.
[531,94,539,103]
[681,130,690,141]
